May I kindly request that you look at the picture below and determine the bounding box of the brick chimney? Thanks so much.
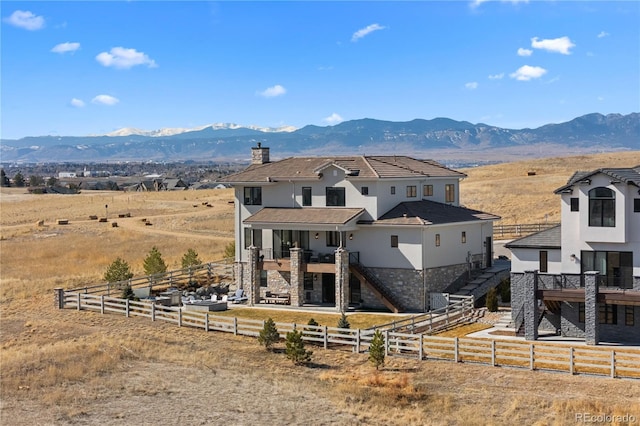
[251,142,270,165]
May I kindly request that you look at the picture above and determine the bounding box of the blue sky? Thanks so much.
[2,1,638,139]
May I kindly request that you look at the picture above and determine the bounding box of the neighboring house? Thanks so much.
[220,144,499,313]
[161,178,188,191]
[507,166,640,344]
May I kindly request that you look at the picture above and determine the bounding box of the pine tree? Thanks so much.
[181,248,202,268]
[104,257,134,283]
[304,318,320,340]
[486,287,499,312]
[0,169,9,187]
[285,329,313,365]
[121,284,135,300]
[13,172,25,187]
[257,318,279,351]
[337,313,350,332]
[223,241,235,261]
[368,329,386,370]
[143,246,167,276]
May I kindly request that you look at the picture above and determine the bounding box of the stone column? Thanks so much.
[523,270,539,341]
[584,271,600,345]
[335,248,350,313]
[289,247,304,307]
[247,246,261,306]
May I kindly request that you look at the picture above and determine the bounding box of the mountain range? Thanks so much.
[1,113,638,163]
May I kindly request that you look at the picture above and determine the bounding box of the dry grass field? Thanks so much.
[2,153,640,425]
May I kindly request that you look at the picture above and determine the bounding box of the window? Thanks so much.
[361,186,369,195]
[635,198,640,213]
[326,231,340,247]
[539,251,548,273]
[304,273,314,291]
[589,187,615,227]
[302,187,312,206]
[244,229,262,249]
[260,270,268,287]
[599,304,617,325]
[391,235,398,248]
[461,231,466,244]
[326,187,345,206]
[581,250,633,288]
[445,184,455,203]
[243,187,262,205]
[390,186,396,195]
[435,234,441,247]
[626,306,635,326]
[570,197,579,212]
[578,303,585,323]
[423,184,433,197]
[406,185,417,197]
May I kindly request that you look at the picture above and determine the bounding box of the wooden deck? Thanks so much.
[539,288,640,305]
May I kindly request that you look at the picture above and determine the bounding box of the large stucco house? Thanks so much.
[220,144,499,313]
[507,166,640,344]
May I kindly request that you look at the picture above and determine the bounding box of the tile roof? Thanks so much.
[220,155,465,183]
[504,225,561,249]
[244,207,365,226]
[554,166,640,193]
[368,200,500,226]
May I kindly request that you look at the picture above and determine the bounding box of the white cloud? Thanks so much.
[4,10,45,30]
[351,23,386,42]
[323,113,344,125]
[70,98,85,108]
[51,42,80,54]
[510,65,547,81]
[91,95,119,106]
[517,47,532,57]
[96,47,157,69]
[471,0,528,9]
[488,73,504,80]
[258,85,286,98]
[465,82,479,90]
[597,31,609,38]
[531,36,575,55]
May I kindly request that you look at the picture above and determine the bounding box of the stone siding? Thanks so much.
[600,305,640,343]
[510,273,526,322]
[366,267,424,312]
[560,301,585,338]
[539,311,560,332]
[634,276,640,291]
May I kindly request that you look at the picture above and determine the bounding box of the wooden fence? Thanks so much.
[56,290,640,380]
[66,261,233,296]
[493,222,560,238]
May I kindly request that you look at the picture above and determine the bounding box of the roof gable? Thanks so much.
[554,167,640,193]
[371,199,500,225]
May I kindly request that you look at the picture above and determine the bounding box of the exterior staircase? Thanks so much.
[455,259,511,303]
[349,263,405,313]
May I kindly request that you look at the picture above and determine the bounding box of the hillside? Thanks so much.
[460,151,640,225]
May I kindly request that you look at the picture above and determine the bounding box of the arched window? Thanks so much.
[589,187,615,227]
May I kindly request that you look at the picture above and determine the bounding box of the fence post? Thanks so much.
[446,306,449,326]
[54,288,64,309]
[454,337,459,362]
[355,328,360,353]
[384,330,389,357]
[569,347,574,374]
[101,295,105,315]
[107,283,111,297]
[324,326,328,349]
[178,309,182,327]
[233,317,238,335]
[529,344,534,370]
[611,351,615,379]
[205,313,209,332]
[419,334,424,360]
[491,340,496,367]
[126,299,130,318]
[151,303,156,322]
[77,293,81,311]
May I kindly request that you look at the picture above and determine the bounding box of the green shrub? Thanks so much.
[368,329,385,370]
[223,241,235,261]
[257,318,279,351]
[121,284,136,300]
[337,313,350,331]
[499,278,511,303]
[104,257,134,283]
[143,246,167,276]
[486,287,499,312]
[285,329,312,365]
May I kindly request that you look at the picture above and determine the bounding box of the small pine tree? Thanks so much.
[104,257,134,283]
[337,313,350,331]
[304,318,320,340]
[257,318,279,351]
[499,278,511,303]
[307,318,319,327]
[223,241,235,261]
[285,329,313,365]
[486,287,499,312]
[181,248,202,269]
[121,284,135,300]
[143,246,168,276]
[368,329,386,370]
[13,172,25,187]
